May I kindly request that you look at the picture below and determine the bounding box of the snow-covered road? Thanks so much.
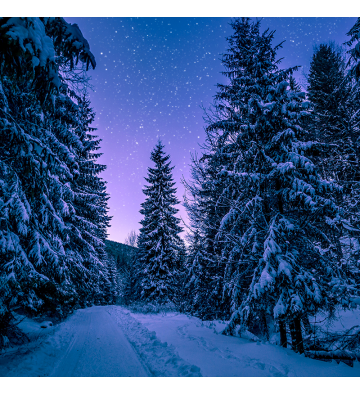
[49,306,149,377]
[0,306,150,377]
[0,306,201,377]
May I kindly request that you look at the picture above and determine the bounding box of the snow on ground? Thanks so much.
[13,311,56,340]
[1,305,360,377]
[129,308,360,377]
[0,310,77,377]
[109,306,201,376]
[1,306,149,377]
[0,306,201,377]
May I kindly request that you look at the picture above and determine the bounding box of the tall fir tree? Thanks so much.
[183,152,231,320]
[345,18,360,81]
[307,42,360,295]
[136,141,184,303]
[0,17,112,347]
[71,95,112,306]
[185,18,355,351]
[307,43,356,179]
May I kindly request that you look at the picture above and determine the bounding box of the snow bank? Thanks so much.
[109,306,202,377]
[0,306,202,377]
[0,313,72,377]
[12,312,55,341]
[129,310,360,377]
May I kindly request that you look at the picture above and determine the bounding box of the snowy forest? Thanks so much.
[3,16,360,377]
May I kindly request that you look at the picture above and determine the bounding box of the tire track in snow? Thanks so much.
[51,307,148,377]
[49,310,93,376]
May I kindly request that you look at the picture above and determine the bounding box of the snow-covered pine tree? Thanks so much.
[136,141,184,303]
[183,153,232,320]
[186,18,353,352]
[307,44,354,177]
[117,233,138,305]
[345,18,360,81]
[118,257,137,305]
[184,18,289,322]
[306,43,360,297]
[171,236,188,312]
[182,228,221,318]
[70,95,113,305]
[0,17,110,345]
[99,254,119,305]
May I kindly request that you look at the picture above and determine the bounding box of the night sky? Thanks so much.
[64,17,357,243]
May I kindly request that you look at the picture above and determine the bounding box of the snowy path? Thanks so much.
[0,306,201,377]
[49,306,148,377]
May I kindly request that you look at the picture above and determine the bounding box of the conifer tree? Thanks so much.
[136,141,184,303]
[183,157,231,320]
[219,19,354,351]
[184,18,355,351]
[182,229,224,319]
[171,236,188,312]
[345,18,360,81]
[118,256,137,305]
[0,18,111,345]
[307,43,360,293]
[307,44,356,178]
[70,95,112,305]
[118,233,138,305]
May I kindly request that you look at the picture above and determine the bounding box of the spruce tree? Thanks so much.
[345,18,360,81]
[0,17,110,346]
[183,155,231,320]
[220,19,353,351]
[118,233,138,305]
[307,44,355,178]
[70,95,112,306]
[136,141,184,303]
[307,43,360,296]
[184,18,354,351]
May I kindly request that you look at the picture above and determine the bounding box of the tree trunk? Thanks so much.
[261,313,269,341]
[302,314,313,335]
[223,310,240,336]
[294,317,304,354]
[279,319,287,348]
[289,320,298,352]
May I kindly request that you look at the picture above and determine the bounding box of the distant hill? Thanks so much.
[105,239,137,267]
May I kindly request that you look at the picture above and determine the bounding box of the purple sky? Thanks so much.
[65,17,357,243]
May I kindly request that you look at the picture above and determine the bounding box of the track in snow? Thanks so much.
[0,306,201,377]
[50,306,149,377]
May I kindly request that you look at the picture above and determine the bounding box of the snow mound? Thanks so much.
[40,321,53,329]
[12,313,55,341]
[109,307,202,377]
[241,329,261,342]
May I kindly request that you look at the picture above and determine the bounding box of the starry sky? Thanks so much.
[64,17,357,243]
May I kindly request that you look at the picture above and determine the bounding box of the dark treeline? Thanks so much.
[105,239,136,267]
